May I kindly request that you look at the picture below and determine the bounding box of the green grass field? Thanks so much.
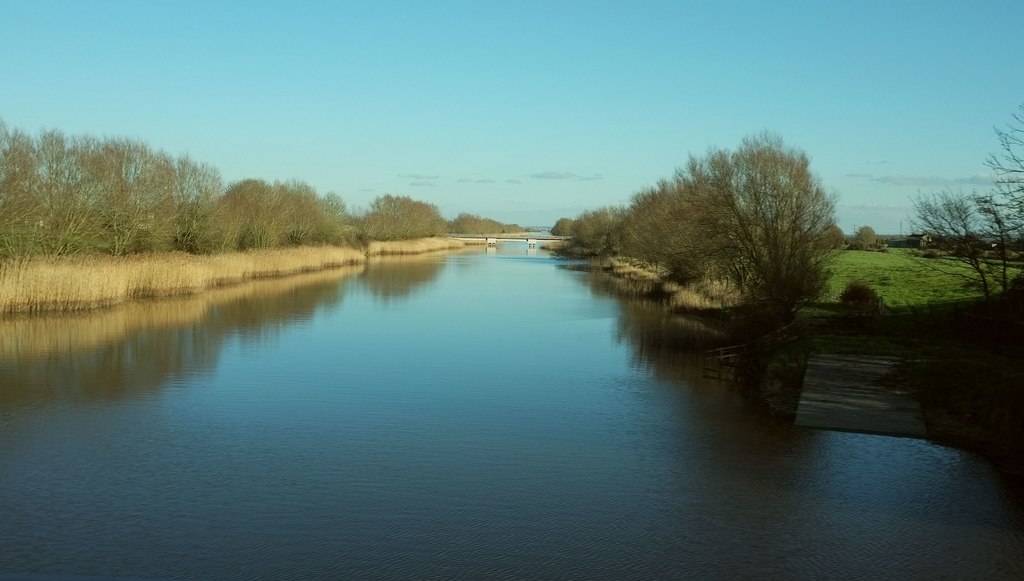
[823,249,986,310]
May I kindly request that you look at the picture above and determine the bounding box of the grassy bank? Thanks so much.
[794,250,1024,472]
[772,310,1024,472]
[592,249,1024,472]
[823,249,985,309]
[0,246,366,315]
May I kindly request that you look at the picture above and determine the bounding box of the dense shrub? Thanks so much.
[839,280,879,311]
[550,217,575,236]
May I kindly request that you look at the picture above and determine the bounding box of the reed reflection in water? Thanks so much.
[0,265,364,407]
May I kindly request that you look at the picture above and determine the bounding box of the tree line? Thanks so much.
[555,105,1024,321]
[553,133,841,324]
[0,120,516,258]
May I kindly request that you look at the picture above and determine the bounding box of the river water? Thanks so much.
[2,246,1023,579]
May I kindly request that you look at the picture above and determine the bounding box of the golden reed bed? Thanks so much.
[0,265,365,361]
[607,257,739,312]
[0,246,365,315]
[0,238,472,316]
[366,238,466,255]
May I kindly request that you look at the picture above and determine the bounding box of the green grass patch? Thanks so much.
[823,249,984,310]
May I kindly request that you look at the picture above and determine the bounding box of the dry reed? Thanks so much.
[366,237,466,256]
[608,258,667,283]
[0,265,364,359]
[606,258,740,311]
[0,246,365,315]
[664,279,740,311]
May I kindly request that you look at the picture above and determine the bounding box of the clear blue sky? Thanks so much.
[2,0,1022,231]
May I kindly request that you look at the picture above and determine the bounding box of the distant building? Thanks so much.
[888,233,931,249]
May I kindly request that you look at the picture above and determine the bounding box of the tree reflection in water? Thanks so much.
[359,254,449,302]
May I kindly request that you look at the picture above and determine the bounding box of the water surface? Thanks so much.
[2,246,1022,579]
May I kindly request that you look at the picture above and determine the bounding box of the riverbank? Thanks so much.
[581,257,739,313]
[0,265,365,371]
[784,312,1024,475]
[587,250,1024,475]
[0,237,470,316]
[0,246,365,315]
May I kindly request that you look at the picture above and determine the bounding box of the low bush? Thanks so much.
[839,280,879,311]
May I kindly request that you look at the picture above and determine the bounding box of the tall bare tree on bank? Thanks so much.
[913,105,1024,300]
[914,192,996,299]
[989,102,1024,208]
[33,130,96,255]
[0,123,42,255]
[684,133,837,322]
[912,189,1022,300]
[318,192,359,245]
[220,179,290,250]
[80,138,177,255]
[171,156,223,253]
[987,103,1024,255]
[0,126,97,256]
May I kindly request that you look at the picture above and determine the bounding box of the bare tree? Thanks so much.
[620,179,706,282]
[278,180,320,245]
[34,130,95,255]
[318,192,358,245]
[567,206,625,256]
[913,190,1021,300]
[849,225,880,251]
[909,105,1024,300]
[988,102,1024,206]
[220,179,290,249]
[685,133,838,322]
[0,123,41,255]
[361,194,446,241]
[0,126,96,256]
[823,224,847,250]
[80,138,176,255]
[171,155,223,253]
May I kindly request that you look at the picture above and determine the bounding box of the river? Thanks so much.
[2,245,1023,579]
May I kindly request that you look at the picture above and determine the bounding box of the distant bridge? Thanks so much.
[449,234,571,247]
